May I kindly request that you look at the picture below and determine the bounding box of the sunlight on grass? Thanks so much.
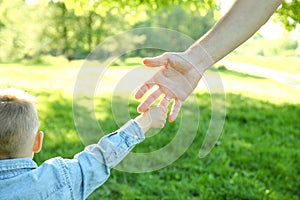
[0,60,81,95]
[222,75,299,104]
[199,67,300,104]
[226,54,300,74]
[1,58,299,199]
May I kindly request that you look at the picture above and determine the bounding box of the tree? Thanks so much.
[276,0,300,31]
[62,0,218,58]
[0,0,49,61]
[64,0,300,32]
[1,0,297,62]
[63,0,217,18]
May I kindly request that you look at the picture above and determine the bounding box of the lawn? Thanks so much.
[226,54,300,74]
[0,57,299,200]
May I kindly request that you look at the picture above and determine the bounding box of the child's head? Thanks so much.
[0,88,43,159]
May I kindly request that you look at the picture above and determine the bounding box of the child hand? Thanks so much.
[145,106,168,128]
[135,106,167,133]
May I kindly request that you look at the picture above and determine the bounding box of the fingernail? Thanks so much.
[137,107,142,112]
[135,93,141,99]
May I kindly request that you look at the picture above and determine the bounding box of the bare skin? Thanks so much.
[135,0,283,122]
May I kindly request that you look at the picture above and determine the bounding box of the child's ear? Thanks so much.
[33,131,44,153]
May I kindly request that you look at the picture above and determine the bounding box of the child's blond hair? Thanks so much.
[0,88,39,158]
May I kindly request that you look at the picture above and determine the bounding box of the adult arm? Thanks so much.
[135,0,283,122]
[186,0,283,71]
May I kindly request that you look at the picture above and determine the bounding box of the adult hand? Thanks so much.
[135,52,202,122]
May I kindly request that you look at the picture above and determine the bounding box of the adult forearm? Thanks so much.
[186,0,283,72]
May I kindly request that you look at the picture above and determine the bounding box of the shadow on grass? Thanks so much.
[89,93,299,200]
[31,91,300,200]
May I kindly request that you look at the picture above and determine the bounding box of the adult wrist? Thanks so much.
[184,43,215,75]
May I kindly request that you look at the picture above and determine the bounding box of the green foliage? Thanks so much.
[281,38,298,50]
[0,0,217,62]
[230,32,300,58]
[0,0,49,61]
[0,0,299,62]
[144,5,215,40]
[64,0,217,17]
[276,0,300,31]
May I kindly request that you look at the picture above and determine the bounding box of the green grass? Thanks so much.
[87,93,299,200]
[0,58,299,200]
[225,54,300,74]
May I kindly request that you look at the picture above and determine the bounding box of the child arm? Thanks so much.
[70,106,167,198]
[95,106,167,168]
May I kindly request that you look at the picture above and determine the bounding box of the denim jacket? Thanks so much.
[0,120,144,200]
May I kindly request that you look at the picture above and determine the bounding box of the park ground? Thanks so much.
[0,55,299,200]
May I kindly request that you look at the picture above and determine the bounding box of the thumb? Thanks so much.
[142,53,169,67]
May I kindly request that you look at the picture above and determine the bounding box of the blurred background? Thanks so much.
[0,0,299,199]
[0,0,299,62]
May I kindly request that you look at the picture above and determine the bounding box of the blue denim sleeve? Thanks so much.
[97,119,145,168]
[71,120,145,198]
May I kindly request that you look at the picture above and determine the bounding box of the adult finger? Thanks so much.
[137,88,163,113]
[169,99,182,122]
[134,81,155,99]
[158,96,172,111]
[142,53,169,67]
